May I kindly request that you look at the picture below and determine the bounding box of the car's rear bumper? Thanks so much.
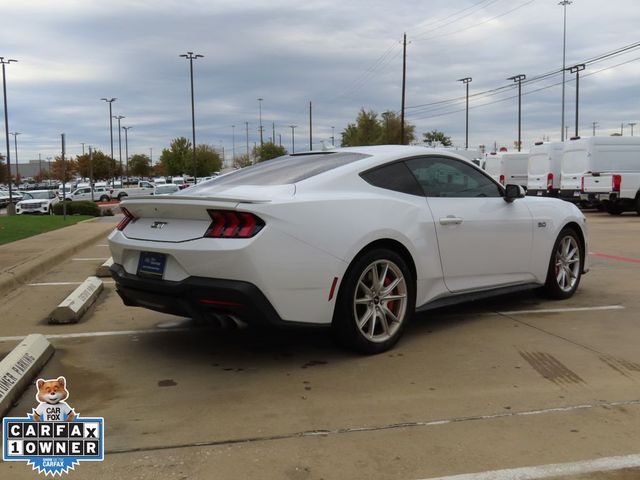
[110,262,290,327]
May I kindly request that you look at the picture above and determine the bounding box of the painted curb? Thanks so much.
[0,334,54,418]
[95,257,114,278]
[49,276,104,324]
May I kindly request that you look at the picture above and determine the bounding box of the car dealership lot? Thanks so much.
[1,211,639,479]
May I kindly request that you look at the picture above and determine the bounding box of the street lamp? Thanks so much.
[9,131,20,181]
[289,125,297,154]
[258,98,264,148]
[559,1,572,141]
[113,115,125,185]
[101,98,116,184]
[458,77,472,149]
[567,64,585,138]
[1,56,17,214]
[122,126,132,182]
[331,126,335,146]
[231,125,235,165]
[180,51,204,184]
[629,122,637,137]
[507,74,526,151]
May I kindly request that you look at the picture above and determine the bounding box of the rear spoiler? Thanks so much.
[123,195,272,204]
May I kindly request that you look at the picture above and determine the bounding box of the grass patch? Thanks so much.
[0,215,94,245]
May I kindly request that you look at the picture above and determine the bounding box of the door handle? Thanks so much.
[439,215,463,225]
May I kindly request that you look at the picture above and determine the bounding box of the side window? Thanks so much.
[405,156,502,198]
[360,161,424,196]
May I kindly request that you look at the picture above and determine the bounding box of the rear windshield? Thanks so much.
[182,152,369,192]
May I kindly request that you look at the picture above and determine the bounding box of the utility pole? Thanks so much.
[331,126,335,146]
[81,142,85,155]
[180,51,204,184]
[149,147,153,164]
[309,101,313,150]
[258,98,264,147]
[568,64,585,138]
[1,56,17,214]
[629,122,637,137]
[289,125,297,154]
[592,121,598,136]
[9,132,20,180]
[38,153,42,179]
[507,74,526,151]
[61,133,67,219]
[122,126,132,182]
[245,121,249,156]
[458,77,472,149]
[101,97,116,185]
[89,146,94,201]
[272,122,275,145]
[400,33,407,145]
[621,123,624,136]
[559,1,572,141]
[113,115,125,185]
[231,125,235,163]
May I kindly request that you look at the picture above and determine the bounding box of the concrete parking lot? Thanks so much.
[0,211,639,479]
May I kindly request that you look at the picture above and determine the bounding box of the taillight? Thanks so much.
[116,207,136,231]
[499,174,505,185]
[205,210,264,238]
[581,176,585,192]
[612,175,621,192]
[547,173,554,191]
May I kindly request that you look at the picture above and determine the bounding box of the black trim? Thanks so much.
[416,283,540,312]
[110,263,291,327]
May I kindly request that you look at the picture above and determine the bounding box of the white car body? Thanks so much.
[16,190,59,214]
[68,186,111,202]
[109,146,588,351]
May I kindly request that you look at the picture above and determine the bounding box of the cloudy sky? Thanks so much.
[2,0,639,166]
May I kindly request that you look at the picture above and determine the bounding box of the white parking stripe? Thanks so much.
[419,453,640,480]
[0,328,190,343]
[72,257,109,261]
[497,305,624,315]
[96,244,109,247]
[27,281,115,286]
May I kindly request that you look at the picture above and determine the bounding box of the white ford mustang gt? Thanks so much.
[108,145,588,353]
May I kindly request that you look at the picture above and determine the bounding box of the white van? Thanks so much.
[578,136,640,214]
[560,137,596,202]
[527,142,564,197]
[483,151,529,187]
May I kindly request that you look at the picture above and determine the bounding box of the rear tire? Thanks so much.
[99,195,109,202]
[332,248,415,354]
[606,203,623,215]
[636,195,640,216]
[117,193,127,201]
[541,228,583,300]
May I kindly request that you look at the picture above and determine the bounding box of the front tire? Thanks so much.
[332,249,415,354]
[541,228,583,299]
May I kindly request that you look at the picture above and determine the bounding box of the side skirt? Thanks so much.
[416,283,540,313]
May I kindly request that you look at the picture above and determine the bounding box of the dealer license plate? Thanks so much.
[137,251,166,278]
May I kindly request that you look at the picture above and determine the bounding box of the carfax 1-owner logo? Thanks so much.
[3,376,104,476]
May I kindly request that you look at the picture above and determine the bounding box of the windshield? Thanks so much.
[182,152,370,194]
[23,191,50,200]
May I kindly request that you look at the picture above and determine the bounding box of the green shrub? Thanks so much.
[53,201,101,217]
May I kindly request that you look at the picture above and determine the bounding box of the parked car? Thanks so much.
[152,184,180,195]
[527,141,564,197]
[110,180,155,200]
[0,188,23,208]
[483,151,529,187]
[16,190,59,215]
[109,145,588,353]
[67,186,111,202]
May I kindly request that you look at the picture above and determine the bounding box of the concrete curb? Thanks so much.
[96,257,114,278]
[0,221,115,296]
[0,334,54,417]
[49,276,104,324]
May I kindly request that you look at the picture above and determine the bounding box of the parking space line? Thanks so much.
[96,244,109,247]
[0,327,190,343]
[589,251,640,264]
[497,305,624,315]
[27,281,115,286]
[105,398,640,455]
[419,453,640,480]
[72,257,109,261]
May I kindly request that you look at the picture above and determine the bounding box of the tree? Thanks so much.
[423,130,452,147]
[194,144,222,176]
[129,154,152,177]
[76,151,118,180]
[159,137,191,176]
[51,156,79,183]
[233,154,253,168]
[252,141,287,162]
[341,108,415,146]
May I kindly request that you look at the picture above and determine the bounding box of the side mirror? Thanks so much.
[504,184,526,203]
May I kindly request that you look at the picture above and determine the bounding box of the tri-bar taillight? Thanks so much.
[116,207,136,231]
[204,210,265,238]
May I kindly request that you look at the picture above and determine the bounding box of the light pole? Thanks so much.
[629,122,637,137]
[331,126,335,146]
[1,56,17,214]
[458,77,472,149]
[289,125,297,154]
[507,74,526,151]
[9,131,20,181]
[180,51,204,183]
[567,64,585,138]
[122,126,132,182]
[231,125,235,164]
[559,1,572,141]
[113,115,125,185]
[258,98,264,148]
[592,121,598,136]
[101,98,116,185]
